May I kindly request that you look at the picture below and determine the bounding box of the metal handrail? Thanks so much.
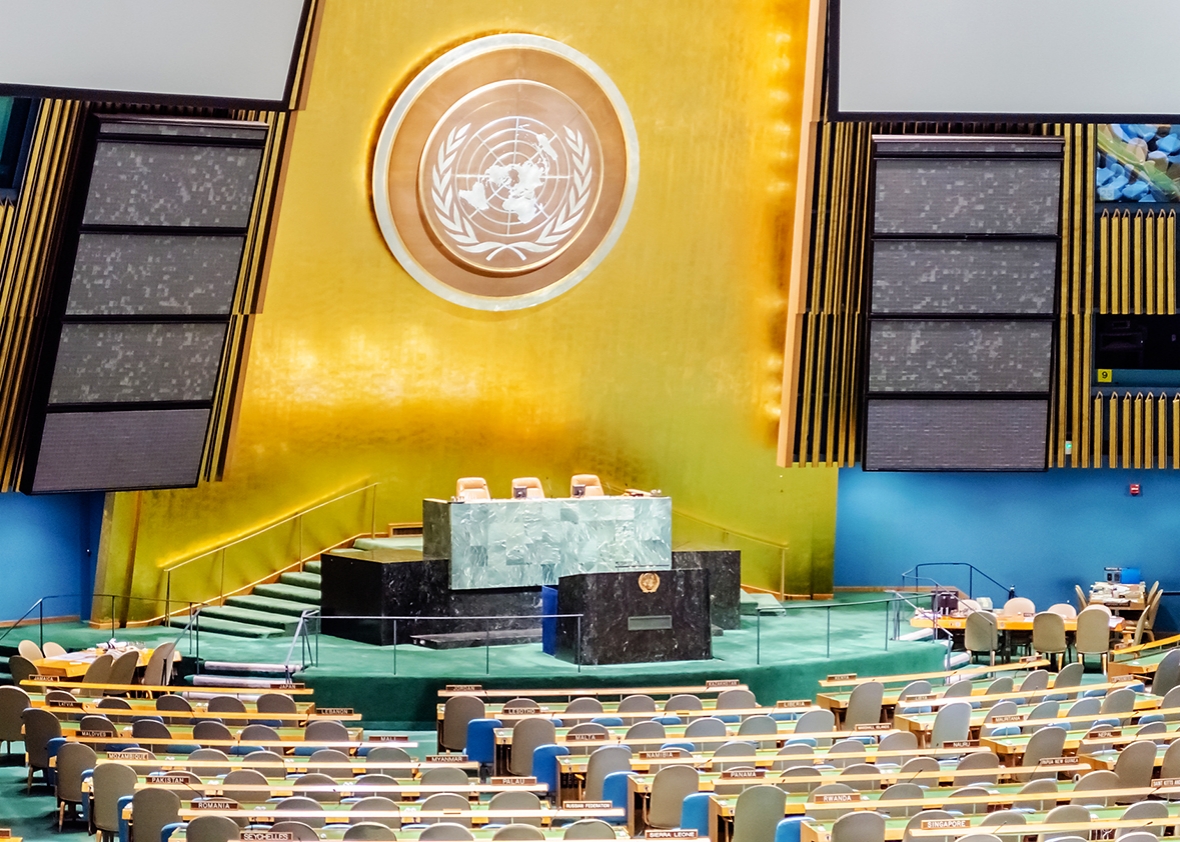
[901,562,1016,602]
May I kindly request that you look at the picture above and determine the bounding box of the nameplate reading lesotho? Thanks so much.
[921,819,970,830]
[826,673,856,682]
[720,769,765,780]
[814,793,864,803]
[564,801,612,810]
[645,832,699,839]
[567,733,608,742]
[195,799,239,810]
[705,679,740,688]
[503,706,542,715]
[942,740,978,749]
[426,754,468,762]
[776,700,812,709]
[491,777,537,786]
[854,723,893,732]
[241,834,294,842]
[315,707,353,716]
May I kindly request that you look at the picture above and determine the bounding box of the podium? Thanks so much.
[554,569,712,665]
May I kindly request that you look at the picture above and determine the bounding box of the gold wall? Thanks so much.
[96,0,837,615]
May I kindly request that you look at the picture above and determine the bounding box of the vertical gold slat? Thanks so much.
[1145,393,1154,470]
[1158,393,1168,469]
[811,125,845,466]
[1170,211,1177,315]
[1174,394,1180,468]
[1122,393,1132,469]
[795,124,832,464]
[1053,126,1074,467]
[1146,211,1157,316]
[1081,125,1096,467]
[1093,394,1104,468]
[826,125,859,466]
[1133,211,1144,314]
[1133,393,1144,469]
[1158,213,1169,314]
[1099,211,1110,315]
[1110,392,1120,469]
[1121,211,1132,314]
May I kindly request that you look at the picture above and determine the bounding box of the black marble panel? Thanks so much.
[422,498,451,559]
[671,549,741,630]
[555,570,712,666]
[319,550,540,646]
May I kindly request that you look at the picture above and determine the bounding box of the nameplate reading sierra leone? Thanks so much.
[645,832,699,839]
[491,777,536,785]
[705,679,740,688]
[446,685,483,692]
[826,673,856,682]
[426,754,468,762]
[921,819,969,830]
[195,799,239,810]
[563,801,612,810]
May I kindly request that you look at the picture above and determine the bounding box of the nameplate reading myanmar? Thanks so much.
[315,707,353,716]
[720,769,765,779]
[854,723,893,732]
[826,673,856,682]
[446,684,483,693]
[920,819,970,830]
[705,679,740,688]
[241,833,294,842]
[1038,757,1073,767]
[640,751,683,759]
[491,777,537,785]
[814,793,863,803]
[776,700,812,709]
[195,799,239,810]
[567,732,608,741]
[942,740,978,749]
[426,754,468,763]
[991,715,1024,723]
[564,801,612,810]
[645,831,699,839]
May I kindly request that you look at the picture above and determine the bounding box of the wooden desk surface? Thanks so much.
[33,647,156,677]
[94,755,473,774]
[438,682,747,699]
[909,613,1125,633]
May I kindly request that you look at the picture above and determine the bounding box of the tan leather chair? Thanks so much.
[570,474,605,497]
[511,477,545,499]
[455,477,490,501]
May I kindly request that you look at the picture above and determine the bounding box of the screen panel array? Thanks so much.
[863,136,1063,471]
[24,116,267,493]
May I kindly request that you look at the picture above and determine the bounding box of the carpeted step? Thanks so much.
[200,605,297,631]
[225,594,311,617]
[279,571,321,590]
[254,583,320,605]
[185,614,281,638]
[303,560,321,575]
[0,671,11,686]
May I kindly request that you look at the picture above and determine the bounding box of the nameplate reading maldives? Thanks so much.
[921,819,970,830]
[315,707,353,716]
[705,679,740,688]
[426,754,468,762]
[195,799,239,810]
[1037,757,1073,767]
[776,700,812,708]
[79,729,109,737]
[826,673,856,682]
[241,834,294,842]
[854,723,893,732]
[639,751,683,759]
[107,750,151,760]
[814,793,863,803]
[645,832,699,839]
[942,740,978,749]
[446,684,483,693]
[720,769,765,779]
[567,733,608,741]
[491,777,537,785]
[563,801,612,810]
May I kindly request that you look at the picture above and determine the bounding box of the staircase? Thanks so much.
[186,560,321,639]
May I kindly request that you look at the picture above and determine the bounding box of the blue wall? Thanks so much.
[0,491,103,622]
[834,468,1180,626]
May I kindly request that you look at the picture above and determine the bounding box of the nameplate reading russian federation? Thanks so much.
[640,751,682,759]
[563,801,612,810]
[827,673,856,682]
[315,707,353,716]
[195,799,239,810]
[776,700,812,708]
[1037,757,1073,767]
[567,732,608,742]
[241,834,293,842]
[446,685,483,692]
[815,793,863,803]
[921,819,970,830]
[426,754,468,762]
[942,740,978,749]
[991,715,1024,723]
[491,777,537,785]
[373,734,410,742]
[705,679,740,688]
[645,832,699,839]
[855,723,893,732]
[108,750,151,761]
[720,769,765,779]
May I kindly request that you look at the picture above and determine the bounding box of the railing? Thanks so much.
[159,482,379,622]
[0,593,198,651]
[901,562,1016,604]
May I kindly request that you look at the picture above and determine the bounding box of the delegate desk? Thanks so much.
[910,612,1126,634]
[32,646,163,678]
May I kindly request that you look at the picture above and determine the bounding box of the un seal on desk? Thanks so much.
[638,572,661,594]
[372,34,639,311]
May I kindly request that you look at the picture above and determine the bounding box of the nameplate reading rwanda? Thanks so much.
[815,793,863,803]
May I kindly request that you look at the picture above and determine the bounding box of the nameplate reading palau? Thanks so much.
[814,793,863,803]
[921,819,969,830]
[491,777,536,785]
[426,754,468,762]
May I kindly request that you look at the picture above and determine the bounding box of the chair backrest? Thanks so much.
[1047,603,1077,619]
[257,692,298,714]
[1054,662,1085,690]
[717,688,757,710]
[1101,687,1136,718]
[276,796,326,828]
[8,655,35,685]
[1069,769,1119,806]
[132,718,171,739]
[419,793,472,827]
[1145,590,1164,630]
[509,718,555,776]
[1032,612,1067,653]
[980,810,1027,830]
[242,749,286,777]
[1114,739,1158,789]
[930,702,972,747]
[985,676,1014,697]
[712,740,757,772]
[731,784,788,842]
[186,815,243,842]
[21,707,61,768]
[570,474,605,497]
[684,716,726,739]
[82,653,113,685]
[737,714,778,738]
[1074,585,1089,612]
[898,680,932,701]
[647,765,699,828]
[240,723,280,742]
[131,786,181,842]
[343,826,399,842]
[353,773,397,798]
[510,477,545,499]
[564,697,603,714]
[825,739,866,768]
[1019,670,1050,693]
[1066,696,1100,727]
[143,640,176,686]
[831,810,886,842]
[1023,700,1060,734]
[155,694,192,713]
[793,708,835,733]
[900,756,939,775]
[561,819,617,839]
[1020,726,1068,779]
[1153,649,1180,698]
[617,694,656,713]
[307,747,350,774]
[92,762,138,832]
[487,791,543,827]
[420,765,470,788]
[0,685,30,742]
[18,639,42,660]
[79,714,117,735]
[1075,607,1113,655]
[955,751,1000,785]
[442,695,485,751]
[1002,597,1036,616]
[188,748,230,776]
[304,719,349,742]
[455,477,490,501]
[419,824,474,841]
[350,797,401,829]
[207,695,246,713]
[903,811,954,842]
[107,649,140,686]
[367,745,413,765]
[845,681,884,729]
[584,745,632,801]
[55,741,97,803]
[776,764,821,793]
[1161,739,1180,779]
[941,680,974,699]
[664,694,703,713]
[1017,778,1059,811]
[223,768,271,803]
[46,688,78,706]
[878,731,917,753]
[40,642,65,661]
[1119,800,1170,837]
[878,783,924,817]
[949,785,990,815]
[1041,804,1090,841]
[193,720,232,741]
[965,611,998,654]
[294,772,340,802]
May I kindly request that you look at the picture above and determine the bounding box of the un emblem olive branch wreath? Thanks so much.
[431,123,593,262]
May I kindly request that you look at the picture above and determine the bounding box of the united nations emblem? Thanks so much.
[638,572,660,594]
[372,35,639,310]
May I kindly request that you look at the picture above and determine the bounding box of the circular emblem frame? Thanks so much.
[372,34,640,311]
[638,572,661,594]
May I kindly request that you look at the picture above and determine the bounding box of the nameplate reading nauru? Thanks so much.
[920,819,969,830]
[645,831,699,839]
[241,833,294,842]
[564,801,612,810]
[705,679,740,688]
[826,673,856,682]
[640,751,682,759]
[315,707,353,716]
[854,723,893,732]
[195,799,239,810]
[446,684,483,693]
[814,793,863,803]
[776,700,811,708]
[426,754,468,762]
[720,769,765,779]
[491,777,536,785]
[567,733,608,741]
[942,740,978,749]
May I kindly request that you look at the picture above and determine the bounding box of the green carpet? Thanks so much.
[27,596,946,728]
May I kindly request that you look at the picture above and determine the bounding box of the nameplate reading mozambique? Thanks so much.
[567,733,608,741]
[195,799,239,810]
[645,831,699,839]
[921,819,970,830]
[79,730,109,738]
[854,723,893,732]
[720,769,765,779]
[827,673,856,682]
[991,715,1024,723]
[1090,729,1120,739]
[315,707,353,716]
[1038,757,1073,766]
[503,706,541,715]
[447,684,483,692]
[241,833,294,842]
[372,734,409,742]
[107,750,151,760]
[563,801,612,810]
[640,751,682,759]
[148,775,194,785]
[426,754,468,762]
[705,679,740,688]
[491,777,537,785]
[56,700,83,709]
[942,740,978,749]
[904,694,937,702]
[34,674,60,681]
[814,793,863,803]
[1153,778,1180,788]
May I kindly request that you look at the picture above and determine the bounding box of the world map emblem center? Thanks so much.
[372,34,640,311]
